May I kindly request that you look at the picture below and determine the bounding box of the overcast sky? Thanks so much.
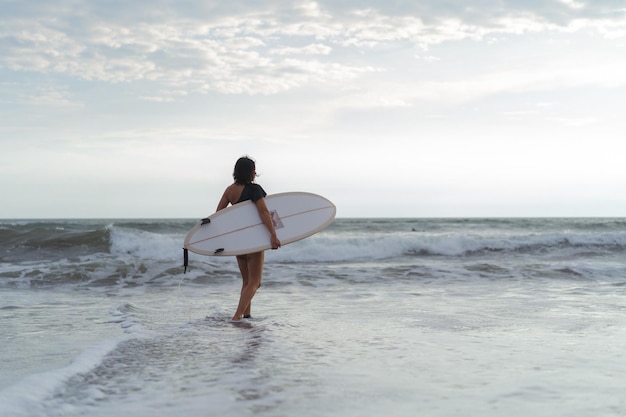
[1,0,625,218]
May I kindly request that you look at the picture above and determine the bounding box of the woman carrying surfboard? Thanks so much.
[216,156,281,321]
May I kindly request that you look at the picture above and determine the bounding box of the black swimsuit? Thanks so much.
[236,183,267,204]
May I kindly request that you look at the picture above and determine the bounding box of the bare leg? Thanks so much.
[235,255,251,317]
[232,251,264,320]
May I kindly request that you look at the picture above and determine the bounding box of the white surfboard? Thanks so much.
[184,192,336,257]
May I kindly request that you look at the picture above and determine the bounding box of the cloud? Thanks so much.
[1,0,625,103]
[0,13,376,97]
[270,43,333,56]
[558,0,585,10]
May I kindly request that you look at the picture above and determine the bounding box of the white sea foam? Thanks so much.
[109,226,185,262]
[103,221,626,266]
[0,338,125,417]
[3,218,626,416]
[263,230,626,263]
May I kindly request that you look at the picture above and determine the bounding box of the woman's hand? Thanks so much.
[270,233,281,250]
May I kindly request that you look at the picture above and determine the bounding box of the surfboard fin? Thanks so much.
[201,217,211,225]
[214,248,224,254]
[183,248,189,273]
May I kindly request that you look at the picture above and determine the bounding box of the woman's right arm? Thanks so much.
[255,198,281,250]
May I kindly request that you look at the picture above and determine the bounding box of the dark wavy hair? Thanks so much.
[233,156,256,185]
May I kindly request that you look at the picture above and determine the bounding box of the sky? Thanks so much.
[1,0,625,218]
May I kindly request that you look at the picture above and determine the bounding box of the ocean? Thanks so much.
[1,218,626,416]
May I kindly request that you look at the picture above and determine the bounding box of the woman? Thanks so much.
[216,156,281,321]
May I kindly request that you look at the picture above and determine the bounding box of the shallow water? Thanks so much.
[2,218,626,416]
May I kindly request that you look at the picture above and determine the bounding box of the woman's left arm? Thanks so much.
[216,191,230,211]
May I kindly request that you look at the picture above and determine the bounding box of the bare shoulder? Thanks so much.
[217,183,244,211]
[225,183,245,204]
